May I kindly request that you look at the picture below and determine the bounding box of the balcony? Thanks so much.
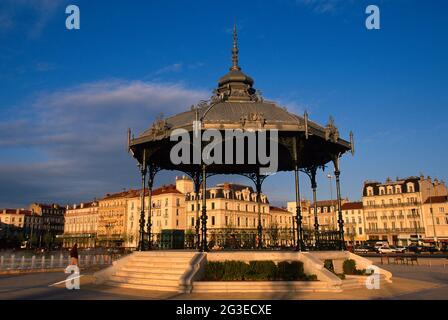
[407,214,421,219]
[366,227,425,235]
[363,201,421,209]
[366,216,378,221]
[397,215,405,219]
[388,215,396,220]
[380,216,388,220]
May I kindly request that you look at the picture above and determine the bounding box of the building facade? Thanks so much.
[29,203,65,247]
[421,195,448,247]
[362,175,447,246]
[126,177,188,248]
[97,190,140,247]
[61,201,99,248]
[341,202,366,245]
[185,182,272,248]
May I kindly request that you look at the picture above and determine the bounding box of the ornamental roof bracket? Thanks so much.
[325,116,339,142]
[350,130,355,155]
[150,115,170,137]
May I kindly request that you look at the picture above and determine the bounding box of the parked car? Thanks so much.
[421,246,440,253]
[354,246,371,254]
[392,246,406,253]
[406,245,424,253]
[378,246,396,254]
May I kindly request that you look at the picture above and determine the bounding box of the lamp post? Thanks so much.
[427,187,438,249]
[327,174,335,230]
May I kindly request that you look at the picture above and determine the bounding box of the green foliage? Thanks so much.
[222,261,250,281]
[342,259,369,275]
[204,261,225,281]
[277,261,303,281]
[247,261,277,280]
[203,260,315,281]
[324,259,334,273]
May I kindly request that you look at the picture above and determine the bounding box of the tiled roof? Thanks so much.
[270,206,290,213]
[424,196,448,204]
[341,202,363,210]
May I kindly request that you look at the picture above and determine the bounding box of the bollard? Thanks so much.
[20,256,25,269]
[59,254,63,267]
[31,256,36,269]
[10,255,15,269]
[41,256,45,269]
[50,255,54,268]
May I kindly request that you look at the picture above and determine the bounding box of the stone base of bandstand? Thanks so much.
[94,250,392,294]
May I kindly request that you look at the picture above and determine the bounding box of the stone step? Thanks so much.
[132,251,196,258]
[126,261,191,268]
[105,281,179,292]
[120,266,186,274]
[114,270,180,280]
[110,275,179,287]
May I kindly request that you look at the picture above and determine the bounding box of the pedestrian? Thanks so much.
[70,243,79,266]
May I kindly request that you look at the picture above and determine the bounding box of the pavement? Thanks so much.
[0,264,447,300]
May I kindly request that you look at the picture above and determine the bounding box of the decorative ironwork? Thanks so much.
[325,116,339,142]
[146,163,161,250]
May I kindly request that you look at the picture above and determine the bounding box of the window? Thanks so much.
[358,227,363,235]
[237,217,240,227]
[439,207,445,213]
[436,217,440,225]
[191,217,194,226]
[225,216,229,226]
[211,202,215,210]
[176,209,179,216]
[225,202,228,210]
[176,220,179,227]
[191,204,194,211]
[211,216,215,226]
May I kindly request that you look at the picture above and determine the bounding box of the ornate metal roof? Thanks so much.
[129,24,353,172]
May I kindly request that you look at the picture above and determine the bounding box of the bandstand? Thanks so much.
[127,25,354,253]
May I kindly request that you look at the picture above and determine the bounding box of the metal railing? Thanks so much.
[0,253,119,272]
[366,227,425,234]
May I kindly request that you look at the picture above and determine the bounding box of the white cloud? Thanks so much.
[0,80,208,206]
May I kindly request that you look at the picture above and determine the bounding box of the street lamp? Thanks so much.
[327,174,335,230]
[427,187,439,249]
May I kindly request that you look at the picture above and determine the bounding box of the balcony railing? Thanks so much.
[380,216,388,220]
[407,214,421,219]
[363,201,421,209]
[365,216,378,221]
[366,227,425,234]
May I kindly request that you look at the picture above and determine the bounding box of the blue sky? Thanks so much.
[0,0,447,207]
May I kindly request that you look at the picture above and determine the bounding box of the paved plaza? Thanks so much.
[0,261,447,300]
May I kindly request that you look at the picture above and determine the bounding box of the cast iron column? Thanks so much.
[137,160,147,251]
[200,165,208,252]
[333,156,345,251]
[193,171,201,249]
[146,168,154,250]
[256,173,263,249]
[294,165,303,251]
[310,167,320,249]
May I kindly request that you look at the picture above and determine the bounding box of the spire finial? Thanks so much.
[230,21,240,71]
